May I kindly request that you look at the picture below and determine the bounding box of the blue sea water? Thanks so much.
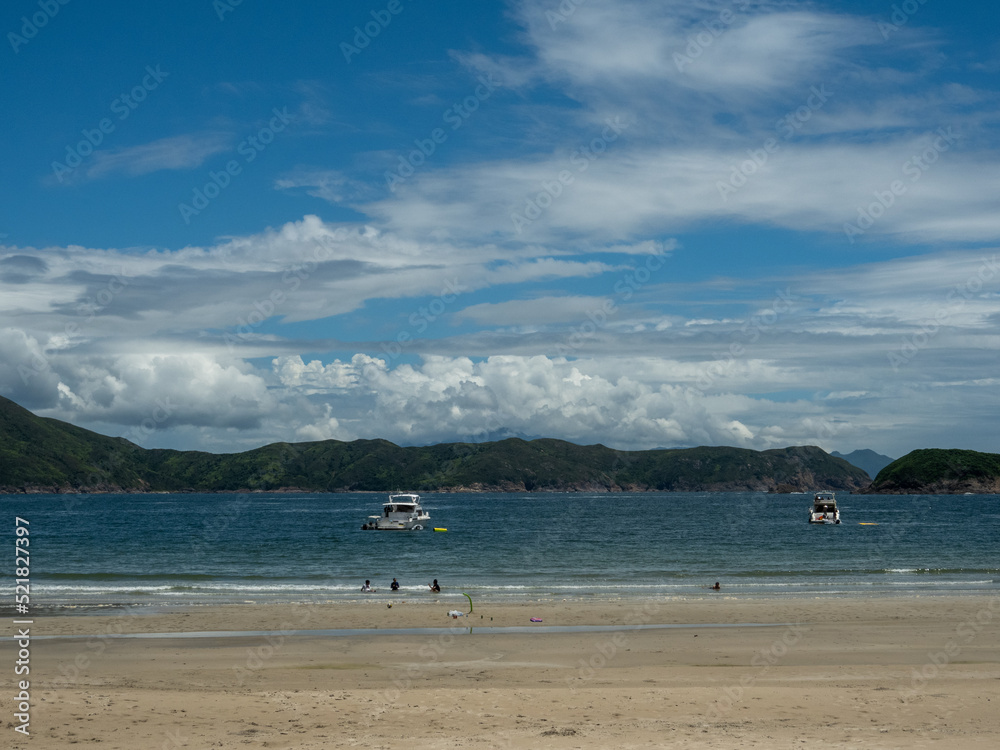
[3,492,998,610]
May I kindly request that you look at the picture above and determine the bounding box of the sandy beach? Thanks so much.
[6,595,1000,748]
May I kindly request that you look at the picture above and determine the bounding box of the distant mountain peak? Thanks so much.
[831,449,895,479]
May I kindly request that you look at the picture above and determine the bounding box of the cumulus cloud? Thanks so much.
[271,353,726,448]
[35,352,274,430]
[265,348,974,456]
[2,215,998,457]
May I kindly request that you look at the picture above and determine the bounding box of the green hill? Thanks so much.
[0,395,151,491]
[0,394,870,493]
[869,448,1000,494]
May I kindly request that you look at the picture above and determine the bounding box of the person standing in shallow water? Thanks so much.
[390,578,400,591]
[428,579,441,592]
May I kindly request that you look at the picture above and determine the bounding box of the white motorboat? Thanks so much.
[361,493,430,530]
[809,491,840,524]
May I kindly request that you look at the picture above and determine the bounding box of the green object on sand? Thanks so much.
[463,592,473,613]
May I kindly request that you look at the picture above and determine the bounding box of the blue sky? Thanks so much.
[2,0,998,458]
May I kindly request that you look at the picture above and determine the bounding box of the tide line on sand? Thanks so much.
[17,621,800,641]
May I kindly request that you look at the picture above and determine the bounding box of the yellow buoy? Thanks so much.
[433,527,447,532]
[858,522,879,525]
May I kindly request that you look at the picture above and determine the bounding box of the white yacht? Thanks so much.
[809,491,840,524]
[361,493,430,530]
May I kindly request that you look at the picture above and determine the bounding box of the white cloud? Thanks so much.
[454,296,612,327]
[47,353,274,429]
[366,134,1000,245]
[274,169,356,204]
[350,0,1000,247]
[508,1,878,92]
[0,216,628,350]
[84,133,232,180]
[2,199,997,460]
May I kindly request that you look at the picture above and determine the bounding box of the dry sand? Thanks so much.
[5,595,999,748]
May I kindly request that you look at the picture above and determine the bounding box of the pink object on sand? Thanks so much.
[529,617,543,622]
